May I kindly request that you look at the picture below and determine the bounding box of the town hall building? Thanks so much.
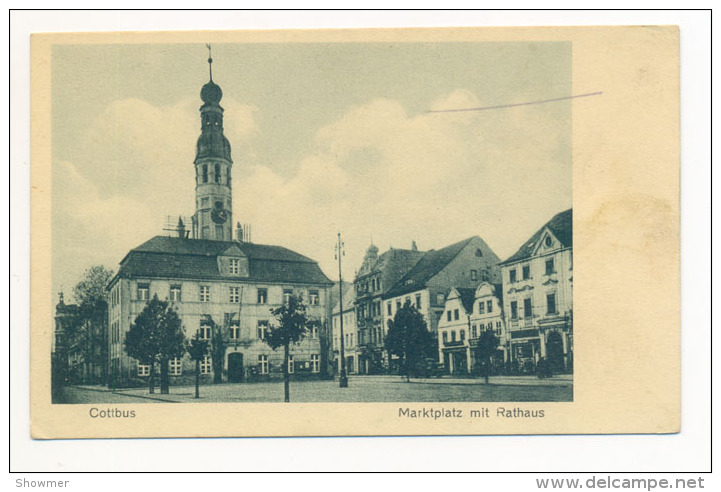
[106,54,333,386]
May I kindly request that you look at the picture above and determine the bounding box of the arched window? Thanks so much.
[215,164,220,183]
[226,167,231,186]
[202,165,208,183]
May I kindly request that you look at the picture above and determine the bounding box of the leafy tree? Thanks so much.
[266,294,318,402]
[124,295,186,394]
[474,329,500,384]
[64,266,113,384]
[186,332,209,399]
[385,300,435,382]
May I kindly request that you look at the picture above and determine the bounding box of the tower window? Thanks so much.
[215,164,220,183]
[227,167,231,186]
[202,165,208,183]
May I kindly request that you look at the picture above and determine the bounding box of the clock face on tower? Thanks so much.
[211,201,228,224]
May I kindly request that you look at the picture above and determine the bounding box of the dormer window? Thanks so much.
[229,258,240,274]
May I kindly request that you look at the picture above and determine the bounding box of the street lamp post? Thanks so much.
[335,232,348,388]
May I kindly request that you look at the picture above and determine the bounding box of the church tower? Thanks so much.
[193,46,233,241]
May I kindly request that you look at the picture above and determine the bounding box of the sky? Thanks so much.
[52,41,571,301]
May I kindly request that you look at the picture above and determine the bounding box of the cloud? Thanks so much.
[54,87,571,295]
[231,89,571,276]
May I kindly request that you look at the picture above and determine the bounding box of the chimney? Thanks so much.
[177,216,186,238]
[411,240,418,251]
[236,222,243,242]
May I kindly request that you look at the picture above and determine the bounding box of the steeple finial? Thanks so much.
[206,43,213,81]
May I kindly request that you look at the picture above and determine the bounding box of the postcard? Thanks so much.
[30,26,679,438]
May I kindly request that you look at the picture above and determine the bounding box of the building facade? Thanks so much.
[499,209,573,374]
[331,287,359,374]
[382,236,502,338]
[106,55,333,386]
[436,283,506,375]
[352,243,425,373]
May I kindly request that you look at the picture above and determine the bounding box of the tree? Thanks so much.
[474,329,500,384]
[64,266,113,384]
[208,316,226,384]
[187,332,209,399]
[265,294,317,402]
[124,295,186,394]
[385,300,435,382]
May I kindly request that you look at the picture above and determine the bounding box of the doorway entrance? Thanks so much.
[227,352,244,382]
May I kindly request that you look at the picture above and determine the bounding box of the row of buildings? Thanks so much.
[332,208,573,376]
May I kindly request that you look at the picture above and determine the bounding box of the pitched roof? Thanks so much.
[113,236,332,286]
[455,287,476,314]
[500,209,573,266]
[383,237,476,299]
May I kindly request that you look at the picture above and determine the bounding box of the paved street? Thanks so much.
[58,375,572,403]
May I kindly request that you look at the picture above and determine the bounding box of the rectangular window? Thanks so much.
[283,289,293,305]
[198,322,211,340]
[229,286,240,303]
[200,356,211,375]
[478,302,485,314]
[201,197,209,209]
[229,322,240,340]
[451,331,457,342]
[522,265,531,280]
[524,298,533,318]
[387,302,392,316]
[258,355,269,374]
[137,363,150,377]
[509,269,517,283]
[396,300,401,311]
[288,355,294,374]
[137,283,149,301]
[170,285,182,302]
[460,330,465,341]
[436,293,445,305]
[257,288,267,304]
[471,269,478,281]
[415,294,422,309]
[547,293,557,314]
[472,325,478,338]
[510,301,518,319]
[442,331,448,344]
[169,357,182,376]
[546,258,555,275]
[257,320,269,340]
[309,290,319,305]
[229,258,240,274]
[447,311,452,322]
[487,300,493,313]
[310,354,320,373]
[310,324,318,339]
[199,285,210,302]
[454,309,459,321]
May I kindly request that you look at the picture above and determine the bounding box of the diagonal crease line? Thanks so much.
[428,91,603,113]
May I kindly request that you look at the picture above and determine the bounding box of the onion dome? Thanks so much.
[200,80,222,105]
